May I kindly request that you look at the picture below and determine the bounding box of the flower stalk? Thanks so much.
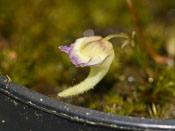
[126,0,171,65]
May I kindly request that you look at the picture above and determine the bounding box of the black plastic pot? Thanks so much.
[0,75,175,131]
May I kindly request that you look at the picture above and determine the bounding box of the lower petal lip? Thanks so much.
[72,58,100,67]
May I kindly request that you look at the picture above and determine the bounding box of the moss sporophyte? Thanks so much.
[58,34,130,97]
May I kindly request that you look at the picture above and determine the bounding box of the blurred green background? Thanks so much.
[0,0,175,118]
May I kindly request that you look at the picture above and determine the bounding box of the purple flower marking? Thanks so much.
[59,46,71,54]
[59,44,82,66]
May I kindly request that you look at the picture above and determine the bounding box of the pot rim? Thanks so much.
[0,74,175,130]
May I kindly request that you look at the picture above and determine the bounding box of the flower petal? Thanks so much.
[59,45,71,53]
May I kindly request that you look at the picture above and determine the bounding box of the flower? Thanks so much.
[58,34,129,97]
[59,36,113,67]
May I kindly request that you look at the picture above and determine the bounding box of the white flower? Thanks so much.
[58,34,129,97]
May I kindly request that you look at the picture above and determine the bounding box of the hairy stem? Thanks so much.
[58,51,115,97]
